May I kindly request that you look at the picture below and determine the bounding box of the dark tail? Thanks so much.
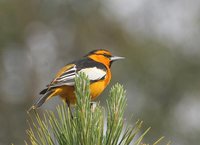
[28,90,54,112]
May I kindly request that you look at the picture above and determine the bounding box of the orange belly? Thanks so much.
[90,80,106,100]
[54,80,107,105]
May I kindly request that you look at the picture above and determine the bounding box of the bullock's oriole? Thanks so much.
[29,49,124,113]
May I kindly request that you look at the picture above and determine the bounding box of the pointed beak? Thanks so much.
[110,56,125,61]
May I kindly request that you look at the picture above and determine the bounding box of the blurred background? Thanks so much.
[1,0,200,144]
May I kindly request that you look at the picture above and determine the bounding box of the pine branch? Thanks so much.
[25,72,162,145]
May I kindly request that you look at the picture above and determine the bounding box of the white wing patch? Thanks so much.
[80,67,106,81]
[50,66,106,87]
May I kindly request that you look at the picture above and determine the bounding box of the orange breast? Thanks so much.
[90,67,111,99]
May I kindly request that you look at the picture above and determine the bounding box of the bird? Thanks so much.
[29,49,124,115]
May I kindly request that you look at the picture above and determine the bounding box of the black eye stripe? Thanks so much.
[94,53,111,58]
[103,54,111,58]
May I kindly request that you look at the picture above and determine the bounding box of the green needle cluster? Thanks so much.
[25,72,161,145]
